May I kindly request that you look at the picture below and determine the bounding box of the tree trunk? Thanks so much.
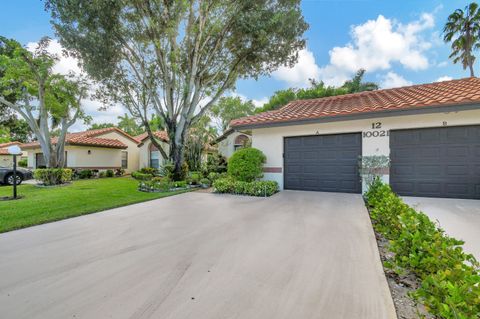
[469,62,475,77]
[166,120,187,181]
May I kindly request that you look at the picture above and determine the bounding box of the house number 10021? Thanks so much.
[363,130,389,138]
[363,122,389,138]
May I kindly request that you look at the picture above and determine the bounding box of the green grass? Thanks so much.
[0,177,190,233]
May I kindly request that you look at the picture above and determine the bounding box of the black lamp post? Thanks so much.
[7,145,22,200]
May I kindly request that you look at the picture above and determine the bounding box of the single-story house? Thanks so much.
[0,142,25,167]
[214,128,251,159]
[21,127,171,173]
[22,127,140,173]
[135,131,170,170]
[230,77,480,200]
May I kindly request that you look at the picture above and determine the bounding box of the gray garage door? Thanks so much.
[390,125,480,199]
[284,133,362,193]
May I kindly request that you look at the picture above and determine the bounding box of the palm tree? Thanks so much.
[341,69,379,93]
[443,2,480,77]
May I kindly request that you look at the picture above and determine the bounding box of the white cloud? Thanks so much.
[272,49,320,88]
[437,61,448,67]
[27,39,82,75]
[319,13,435,86]
[380,72,413,89]
[231,92,268,108]
[435,76,453,82]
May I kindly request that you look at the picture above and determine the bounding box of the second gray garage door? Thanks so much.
[284,133,362,193]
[390,125,480,199]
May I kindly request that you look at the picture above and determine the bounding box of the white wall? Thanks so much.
[218,132,251,159]
[252,108,480,191]
[27,146,122,169]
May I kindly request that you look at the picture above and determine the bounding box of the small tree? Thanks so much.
[0,37,88,167]
[358,155,390,189]
[228,148,266,182]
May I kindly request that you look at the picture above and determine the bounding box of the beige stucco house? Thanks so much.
[22,127,141,173]
[231,77,480,200]
[0,142,25,167]
[215,128,251,159]
[135,131,170,170]
[21,128,171,173]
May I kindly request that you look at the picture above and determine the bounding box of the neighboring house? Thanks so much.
[215,128,251,159]
[22,127,140,173]
[231,77,480,200]
[0,142,24,167]
[135,131,169,170]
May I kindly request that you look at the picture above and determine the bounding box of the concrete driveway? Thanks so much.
[403,196,480,259]
[0,191,395,319]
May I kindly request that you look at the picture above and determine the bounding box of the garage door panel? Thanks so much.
[390,125,480,199]
[284,133,362,193]
[416,164,442,176]
[445,183,470,196]
[446,165,469,176]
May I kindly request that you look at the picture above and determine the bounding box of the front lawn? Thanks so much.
[0,177,190,233]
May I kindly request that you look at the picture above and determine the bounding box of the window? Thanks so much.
[35,153,46,168]
[150,151,160,169]
[149,143,161,169]
[121,151,128,169]
[233,134,250,152]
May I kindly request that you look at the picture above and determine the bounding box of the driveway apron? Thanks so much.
[0,191,396,319]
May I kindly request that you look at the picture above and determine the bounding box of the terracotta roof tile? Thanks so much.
[0,141,22,148]
[134,131,169,143]
[21,128,132,149]
[231,77,480,128]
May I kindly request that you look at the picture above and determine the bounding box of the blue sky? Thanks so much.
[0,0,476,127]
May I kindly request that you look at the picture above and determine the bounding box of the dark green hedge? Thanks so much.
[213,177,278,197]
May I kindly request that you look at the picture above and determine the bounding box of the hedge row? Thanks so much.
[34,168,73,186]
[365,179,480,319]
[213,178,279,197]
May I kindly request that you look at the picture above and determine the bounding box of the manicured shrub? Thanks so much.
[200,178,211,187]
[106,169,114,177]
[131,171,152,181]
[139,167,157,175]
[227,148,266,182]
[365,179,480,319]
[187,171,202,185]
[34,168,73,185]
[98,171,106,178]
[173,180,187,188]
[212,178,278,197]
[18,158,28,168]
[78,169,93,179]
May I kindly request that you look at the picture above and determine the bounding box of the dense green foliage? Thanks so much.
[0,37,89,167]
[131,171,154,181]
[33,168,72,185]
[18,158,28,168]
[0,177,188,233]
[443,2,480,77]
[365,179,480,319]
[213,177,278,197]
[210,96,256,132]
[228,148,266,182]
